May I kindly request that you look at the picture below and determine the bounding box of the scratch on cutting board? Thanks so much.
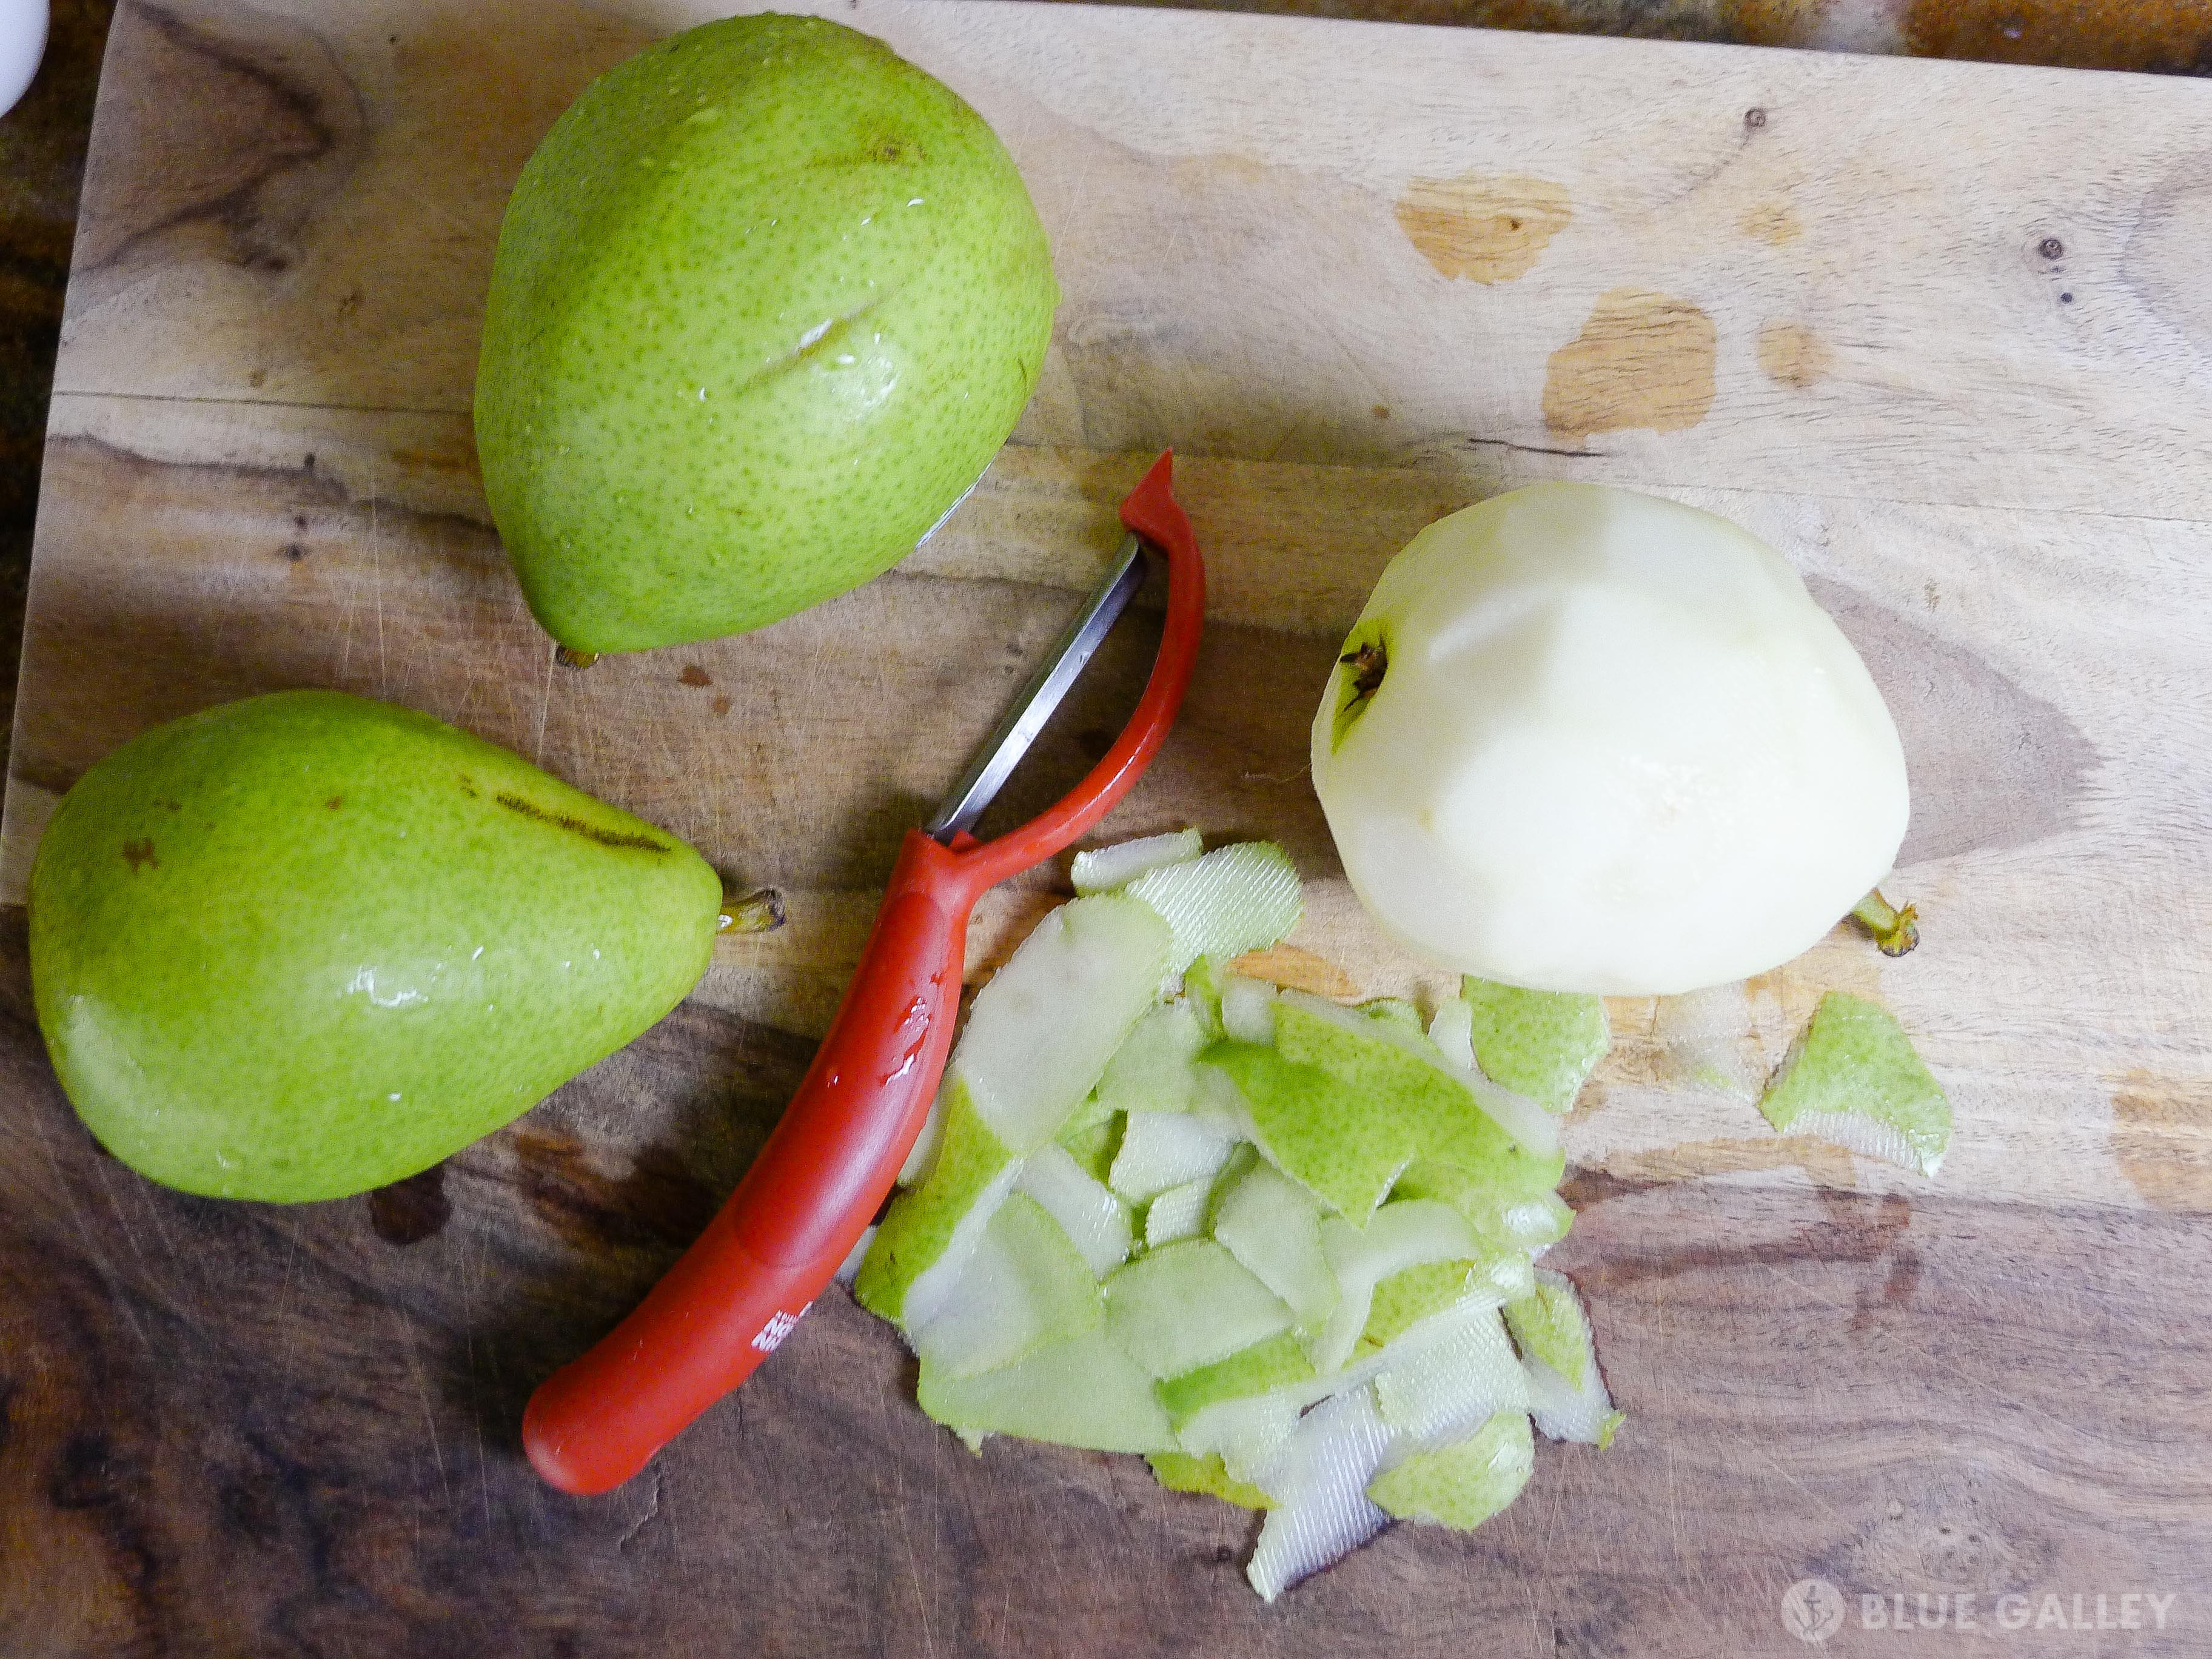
[22,1103,154,1353]
[532,640,557,762]
[389,1301,452,1510]
[370,455,389,698]
[617,1469,665,1552]
[879,1373,941,1659]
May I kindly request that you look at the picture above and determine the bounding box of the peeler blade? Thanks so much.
[923,531,1148,843]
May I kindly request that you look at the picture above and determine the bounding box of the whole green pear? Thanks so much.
[475,13,1060,654]
[28,691,724,1202]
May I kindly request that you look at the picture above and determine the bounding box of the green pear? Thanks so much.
[474,13,1059,653]
[28,691,723,1202]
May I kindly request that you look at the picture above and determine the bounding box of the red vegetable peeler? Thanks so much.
[523,453,1205,1495]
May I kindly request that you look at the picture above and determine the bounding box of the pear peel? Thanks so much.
[912,1193,1102,1380]
[1144,1177,1215,1247]
[1122,841,1304,977]
[1148,1450,1276,1510]
[854,839,1614,1602]
[1103,1239,1297,1378]
[1072,829,1204,896]
[1758,991,1951,1176]
[1369,1410,1533,1530]
[1451,977,1610,1115]
[1016,1142,1132,1278]
[1510,1269,1623,1447]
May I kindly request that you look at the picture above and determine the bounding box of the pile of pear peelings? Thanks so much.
[851,833,1948,1600]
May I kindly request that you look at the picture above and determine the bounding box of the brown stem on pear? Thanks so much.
[555,645,600,670]
[718,886,786,936]
[1341,642,1387,702]
[1850,887,1919,957]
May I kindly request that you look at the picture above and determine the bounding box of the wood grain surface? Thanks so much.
[3,0,2210,1651]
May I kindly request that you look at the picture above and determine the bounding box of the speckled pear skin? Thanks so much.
[475,14,1061,654]
[27,691,725,1202]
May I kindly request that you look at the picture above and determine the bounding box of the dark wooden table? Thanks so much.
[4,5,2210,1656]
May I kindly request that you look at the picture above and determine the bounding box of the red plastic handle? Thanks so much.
[522,454,1204,1494]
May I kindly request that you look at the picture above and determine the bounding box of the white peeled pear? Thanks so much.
[1311,481,1909,996]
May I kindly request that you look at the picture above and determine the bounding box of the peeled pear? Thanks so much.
[1312,482,1909,995]
[28,691,723,1201]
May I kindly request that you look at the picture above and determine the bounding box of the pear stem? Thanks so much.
[1341,642,1387,702]
[1850,887,1920,957]
[719,886,786,936]
[555,646,600,670]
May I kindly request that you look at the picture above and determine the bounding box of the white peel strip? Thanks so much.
[899,1161,1023,1332]
[1247,1386,1393,1602]
[1145,1178,1213,1247]
[1018,1142,1133,1277]
[1072,830,1204,896]
[1219,975,1278,1045]
[1777,1109,1937,1176]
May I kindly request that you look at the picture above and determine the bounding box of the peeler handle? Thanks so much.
[521,829,980,1496]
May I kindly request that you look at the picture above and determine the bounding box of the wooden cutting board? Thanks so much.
[4,1,2210,1653]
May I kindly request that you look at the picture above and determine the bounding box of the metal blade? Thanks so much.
[924,532,1147,843]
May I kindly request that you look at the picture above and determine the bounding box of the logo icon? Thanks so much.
[1782,1578,1848,1645]
[751,1306,807,1354]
